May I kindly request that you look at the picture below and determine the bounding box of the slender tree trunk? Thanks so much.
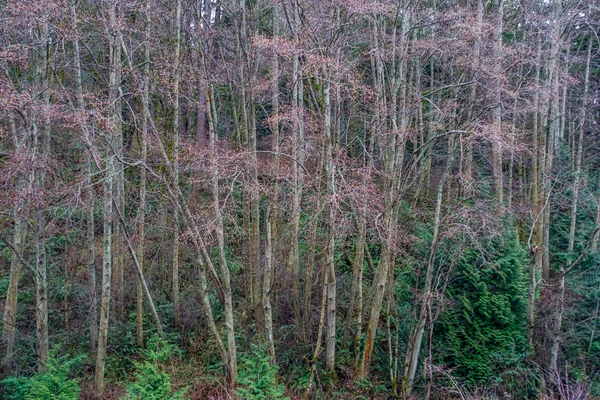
[95,2,119,392]
[262,7,280,359]
[403,142,453,396]
[113,200,163,337]
[303,168,321,339]
[207,86,238,382]
[492,0,504,209]
[2,188,24,376]
[71,0,98,355]
[549,37,591,374]
[291,0,306,334]
[305,266,328,398]
[34,22,51,369]
[344,211,365,351]
[528,33,543,344]
[136,0,151,348]
[464,0,483,191]
[323,77,337,374]
[111,2,124,322]
[541,3,562,282]
[359,6,409,378]
[172,0,182,327]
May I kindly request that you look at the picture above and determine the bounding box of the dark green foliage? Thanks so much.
[437,232,530,385]
[1,348,85,400]
[234,343,289,400]
[124,335,186,400]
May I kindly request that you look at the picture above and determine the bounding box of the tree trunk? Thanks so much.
[71,0,98,354]
[359,6,410,378]
[549,36,591,375]
[323,77,337,374]
[95,2,119,392]
[262,6,280,359]
[403,141,453,396]
[136,0,151,347]
[1,194,24,376]
[528,32,543,345]
[34,22,51,369]
[207,86,238,382]
[492,0,504,209]
[290,0,305,334]
[172,0,182,327]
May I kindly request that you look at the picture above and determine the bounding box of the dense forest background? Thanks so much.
[0,0,599,398]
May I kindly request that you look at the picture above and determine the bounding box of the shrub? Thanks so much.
[1,347,85,400]
[124,335,186,400]
[234,344,289,400]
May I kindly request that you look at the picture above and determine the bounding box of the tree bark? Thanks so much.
[136,0,152,347]
[95,2,119,392]
[492,0,504,209]
[34,22,51,369]
[172,0,182,327]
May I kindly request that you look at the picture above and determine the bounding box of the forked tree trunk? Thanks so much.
[359,5,410,378]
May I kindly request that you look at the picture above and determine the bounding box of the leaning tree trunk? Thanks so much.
[359,6,410,378]
[403,141,453,396]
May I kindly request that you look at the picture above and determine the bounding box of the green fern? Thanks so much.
[234,344,288,400]
[123,335,186,400]
[1,347,85,400]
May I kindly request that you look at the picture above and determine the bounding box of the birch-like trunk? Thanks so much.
[528,33,543,344]
[34,22,51,369]
[95,2,119,392]
[262,6,280,359]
